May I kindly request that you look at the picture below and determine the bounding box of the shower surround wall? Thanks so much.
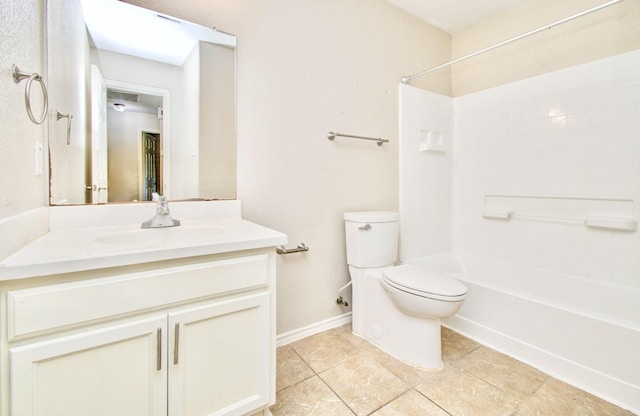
[398,86,452,262]
[453,48,640,288]
[451,48,640,412]
[400,48,640,413]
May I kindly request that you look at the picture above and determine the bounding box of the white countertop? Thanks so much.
[0,217,287,281]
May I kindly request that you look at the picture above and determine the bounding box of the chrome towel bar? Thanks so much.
[276,243,309,255]
[328,131,389,147]
[12,64,48,124]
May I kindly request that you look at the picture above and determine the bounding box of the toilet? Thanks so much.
[344,210,467,369]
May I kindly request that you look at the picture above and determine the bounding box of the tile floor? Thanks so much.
[270,324,635,416]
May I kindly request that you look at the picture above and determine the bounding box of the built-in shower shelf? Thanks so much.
[481,194,637,232]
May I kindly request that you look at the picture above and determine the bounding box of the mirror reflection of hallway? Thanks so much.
[105,85,166,203]
[48,0,237,205]
[141,131,162,201]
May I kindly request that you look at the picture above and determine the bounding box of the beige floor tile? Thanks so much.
[513,378,636,416]
[370,389,449,416]
[276,326,631,416]
[319,354,411,416]
[416,366,520,416]
[373,348,441,387]
[334,325,387,359]
[340,326,379,351]
[276,345,315,392]
[270,375,354,416]
[338,327,440,387]
[455,346,547,399]
[441,326,481,364]
[291,326,361,373]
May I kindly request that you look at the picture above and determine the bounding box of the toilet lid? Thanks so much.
[383,264,467,299]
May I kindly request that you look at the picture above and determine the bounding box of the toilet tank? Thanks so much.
[344,211,400,268]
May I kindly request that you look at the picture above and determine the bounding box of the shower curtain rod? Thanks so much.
[400,0,625,84]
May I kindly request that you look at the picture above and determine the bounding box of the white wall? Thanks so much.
[180,44,200,198]
[0,0,49,260]
[453,49,640,288]
[47,0,89,205]
[107,110,161,202]
[233,1,450,334]
[399,85,452,262]
[199,42,236,199]
[126,0,453,334]
[452,0,640,96]
[0,0,45,219]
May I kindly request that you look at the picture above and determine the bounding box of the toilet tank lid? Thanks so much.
[344,211,400,223]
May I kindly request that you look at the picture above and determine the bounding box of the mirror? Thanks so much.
[46,0,237,205]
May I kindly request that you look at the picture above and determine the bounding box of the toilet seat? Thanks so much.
[382,264,467,301]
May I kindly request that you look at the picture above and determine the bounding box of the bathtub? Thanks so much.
[411,253,640,414]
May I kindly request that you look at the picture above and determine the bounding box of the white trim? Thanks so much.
[276,312,352,347]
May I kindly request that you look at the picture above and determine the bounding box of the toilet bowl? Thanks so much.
[381,264,466,319]
[344,211,467,369]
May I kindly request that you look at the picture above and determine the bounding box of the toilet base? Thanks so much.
[362,314,443,370]
[350,267,444,370]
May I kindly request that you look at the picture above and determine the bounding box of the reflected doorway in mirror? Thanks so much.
[141,131,162,202]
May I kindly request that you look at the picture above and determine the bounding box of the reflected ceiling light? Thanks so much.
[113,103,126,112]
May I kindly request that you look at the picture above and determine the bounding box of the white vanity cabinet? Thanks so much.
[11,316,168,416]
[168,293,270,416]
[3,249,277,416]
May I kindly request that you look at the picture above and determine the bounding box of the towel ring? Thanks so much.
[12,64,48,125]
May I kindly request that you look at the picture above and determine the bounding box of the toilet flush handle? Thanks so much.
[358,224,372,231]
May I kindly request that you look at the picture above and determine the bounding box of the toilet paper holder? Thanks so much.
[276,243,309,255]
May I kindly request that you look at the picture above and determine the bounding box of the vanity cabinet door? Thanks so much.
[10,316,168,416]
[168,292,271,416]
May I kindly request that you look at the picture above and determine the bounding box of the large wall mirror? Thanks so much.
[47,0,236,205]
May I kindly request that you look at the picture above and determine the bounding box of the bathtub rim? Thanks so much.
[443,314,640,415]
[408,252,640,332]
[416,251,640,414]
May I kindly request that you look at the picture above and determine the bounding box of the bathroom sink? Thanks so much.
[95,224,226,248]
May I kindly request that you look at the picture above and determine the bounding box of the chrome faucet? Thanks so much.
[141,193,181,228]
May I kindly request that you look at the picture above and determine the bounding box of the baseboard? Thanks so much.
[276,312,352,347]
[249,408,272,416]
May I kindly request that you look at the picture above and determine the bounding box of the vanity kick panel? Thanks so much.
[7,254,269,340]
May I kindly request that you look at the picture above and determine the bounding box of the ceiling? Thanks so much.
[82,0,235,67]
[386,0,526,34]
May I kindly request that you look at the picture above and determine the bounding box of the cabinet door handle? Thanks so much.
[156,327,162,371]
[173,323,180,365]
